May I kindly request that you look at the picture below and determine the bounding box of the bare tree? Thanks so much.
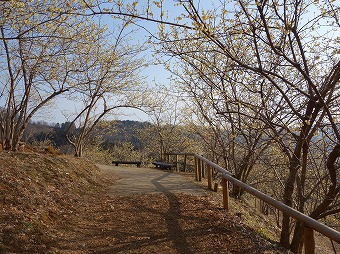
[170,57,277,196]
[65,19,147,157]
[152,0,340,251]
[68,0,339,250]
[0,0,103,151]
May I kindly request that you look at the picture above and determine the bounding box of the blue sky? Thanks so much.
[30,0,339,124]
[32,0,187,124]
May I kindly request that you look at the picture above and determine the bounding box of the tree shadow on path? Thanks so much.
[150,171,194,254]
[50,169,290,254]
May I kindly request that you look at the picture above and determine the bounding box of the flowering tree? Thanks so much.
[65,19,147,157]
[0,0,102,151]
[151,0,340,251]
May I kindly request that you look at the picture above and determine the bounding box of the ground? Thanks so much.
[49,193,289,254]
[1,151,293,253]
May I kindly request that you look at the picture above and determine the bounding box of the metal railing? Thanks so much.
[165,152,340,254]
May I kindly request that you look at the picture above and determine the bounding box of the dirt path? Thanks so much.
[98,165,207,196]
[50,165,290,254]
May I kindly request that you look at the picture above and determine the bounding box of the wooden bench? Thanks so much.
[112,161,142,167]
[153,161,176,170]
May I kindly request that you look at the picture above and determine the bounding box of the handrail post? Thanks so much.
[304,225,315,254]
[198,159,202,181]
[222,177,230,211]
[186,153,340,245]
[194,156,198,181]
[207,164,212,190]
[201,159,205,178]
[184,154,187,172]
[175,154,179,172]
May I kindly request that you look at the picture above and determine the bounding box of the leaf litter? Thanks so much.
[0,151,290,253]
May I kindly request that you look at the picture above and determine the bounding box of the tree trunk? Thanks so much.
[290,221,304,253]
[309,144,340,219]
[74,142,83,157]
[280,152,301,248]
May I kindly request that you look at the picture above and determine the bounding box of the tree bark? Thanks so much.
[309,145,340,219]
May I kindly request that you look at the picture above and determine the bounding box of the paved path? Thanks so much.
[97,164,207,196]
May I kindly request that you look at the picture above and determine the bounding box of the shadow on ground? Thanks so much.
[50,166,289,254]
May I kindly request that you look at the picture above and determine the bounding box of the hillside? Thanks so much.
[0,151,292,253]
[0,150,117,253]
[23,120,151,151]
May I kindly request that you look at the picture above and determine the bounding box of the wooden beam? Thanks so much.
[201,160,205,178]
[213,182,218,192]
[194,157,198,181]
[198,159,202,182]
[222,177,230,211]
[207,164,212,190]
[304,226,315,254]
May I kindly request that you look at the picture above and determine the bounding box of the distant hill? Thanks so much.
[23,120,152,152]
[99,120,152,150]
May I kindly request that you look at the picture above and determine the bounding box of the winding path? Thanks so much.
[97,164,207,196]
